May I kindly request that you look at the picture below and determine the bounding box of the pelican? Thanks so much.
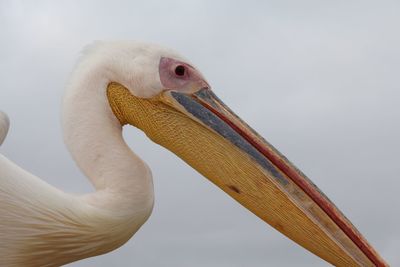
[0,41,387,266]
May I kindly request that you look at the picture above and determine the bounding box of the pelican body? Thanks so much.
[0,41,387,266]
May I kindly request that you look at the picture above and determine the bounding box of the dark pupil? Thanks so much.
[175,65,185,76]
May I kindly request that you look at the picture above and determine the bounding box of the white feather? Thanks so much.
[0,41,187,266]
[0,111,9,145]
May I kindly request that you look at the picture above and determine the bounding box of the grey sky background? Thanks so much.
[0,1,399,266]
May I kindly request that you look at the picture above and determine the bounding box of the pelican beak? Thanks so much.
[107,83,387,267]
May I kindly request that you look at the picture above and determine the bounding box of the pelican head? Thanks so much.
[0,41,387,266]
[65,41,387,266]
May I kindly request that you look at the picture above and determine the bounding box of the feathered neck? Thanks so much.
[62,49,154,216]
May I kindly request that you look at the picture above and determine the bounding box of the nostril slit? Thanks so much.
[175,65,185,76]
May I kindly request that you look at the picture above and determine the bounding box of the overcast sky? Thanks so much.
[0,1,399,266]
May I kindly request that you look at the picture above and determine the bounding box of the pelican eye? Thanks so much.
[175,65,186,76]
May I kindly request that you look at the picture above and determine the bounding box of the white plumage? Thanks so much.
[0,41,186,266]
[0,111,9,145]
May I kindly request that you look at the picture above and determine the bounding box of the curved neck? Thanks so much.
[62,61,154,216]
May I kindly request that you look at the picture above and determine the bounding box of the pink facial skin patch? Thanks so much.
[159,57,209,94]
